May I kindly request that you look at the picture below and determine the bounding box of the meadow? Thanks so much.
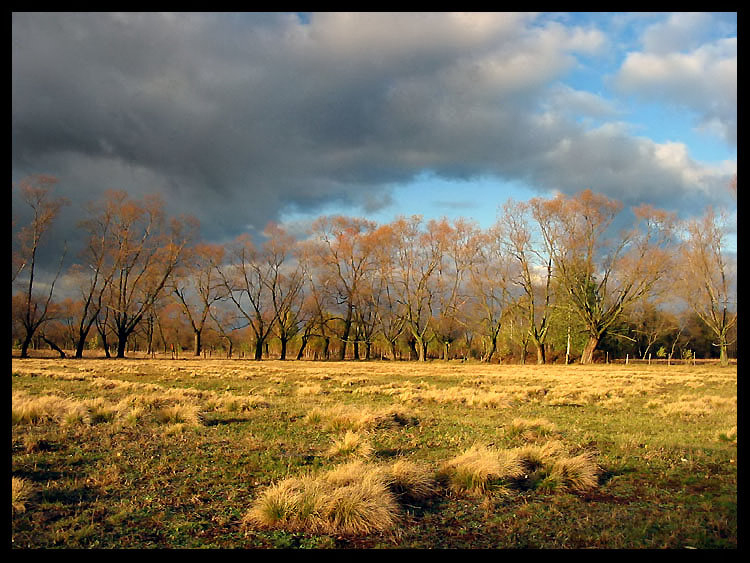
[11,357,737,549]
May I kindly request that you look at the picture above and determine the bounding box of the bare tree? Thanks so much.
[467,226,514,362]
[170,242,227,356]
[95,191,195,358]
[217,234,277,360]
[308,216,378,360]
[679,205,736,365]
[12,175,69,358]
[430,218,481,360]
[532,190,675,364]
[499,199,555,363]
[390,216,444,362]
[261,223,306,360]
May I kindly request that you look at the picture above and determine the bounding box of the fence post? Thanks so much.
[625,353,628,365]
[648,353,651,365]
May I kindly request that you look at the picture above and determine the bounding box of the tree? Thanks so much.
[217,234,277,360]
[499,199,555,363]
[261,223,306,360]
[12,175,69,358]
[532,190,675,364]
[66,195,125,358]
[429,218,481,360]
[170,242,227,356]
[629,300,678,359]
[679,205,736,365]
[96,191,195,358]
[466,226,514,362]
[308,216,378,360]
[369,223,407,360]
[390,216,444,362]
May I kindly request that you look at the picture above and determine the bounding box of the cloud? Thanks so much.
[614,14,737,146]
[12,11,735,279]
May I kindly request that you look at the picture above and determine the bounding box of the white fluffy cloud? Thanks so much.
[615,14,736,146]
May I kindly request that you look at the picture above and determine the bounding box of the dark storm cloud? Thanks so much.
[13,12,735,277]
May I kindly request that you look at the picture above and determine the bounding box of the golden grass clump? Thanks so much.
[154,403,202,426]
[438,444,524,495]
[304,405,417,432]
[512,440,566,472]
[244,460,400,535]
[12,392,76,425]
[504,418,558,441]
[659,395,736,419]
[210,394,269,413]
[12,477,33,515]
[81,398,119,424]
[327,430,374,459]
[381,459,438,502]
[539,452,599,493]
[296,383,325,396]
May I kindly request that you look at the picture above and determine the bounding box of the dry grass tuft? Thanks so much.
[244,460,400,535]
[12,477,33,515]
[543,452,599,493]
[512,440,565,472]
[504,418,558,441]
[327,430,374,459]
[381,459,438,502]
[438,444,524,495]
[12,392,75,425]
[154,403,202,426]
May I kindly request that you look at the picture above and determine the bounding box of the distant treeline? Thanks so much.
[12,175,737,365]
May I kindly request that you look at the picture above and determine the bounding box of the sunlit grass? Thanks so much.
[12,477,33,515]
[11,358,737,549]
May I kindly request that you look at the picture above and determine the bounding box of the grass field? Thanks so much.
[11,357,737,549]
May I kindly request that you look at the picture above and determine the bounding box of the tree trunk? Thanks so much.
[580,335,599,364]
[339,304,353,360]
[353,339,359,360]
[193,330,202,357]
[389,341,398,361]
[116,333,128,358]
[296,335,309,360]
[418,340,428,362]
[20,334,33,359]
[483,336,497,363]
[254,338,263,360]
[41,334,66,358]
[535,342,546,364]
[408,338,418,361]
[279,337,287,360]
[75,337,86,359]
[719,340,729,366]
[364,342,371,361]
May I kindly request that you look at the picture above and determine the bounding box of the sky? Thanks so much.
[12,12,737,280]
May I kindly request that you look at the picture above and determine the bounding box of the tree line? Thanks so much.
[11,175,737,365]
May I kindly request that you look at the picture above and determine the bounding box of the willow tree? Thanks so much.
[680,206,736,365]
[307,216,378,360]
[94,191,195,358]
[12,175,69,358]
[532,190,675,364]
[170,242,227,356]
[498,199,555,364]
[466,226,514,362]
[261,223,306,360]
